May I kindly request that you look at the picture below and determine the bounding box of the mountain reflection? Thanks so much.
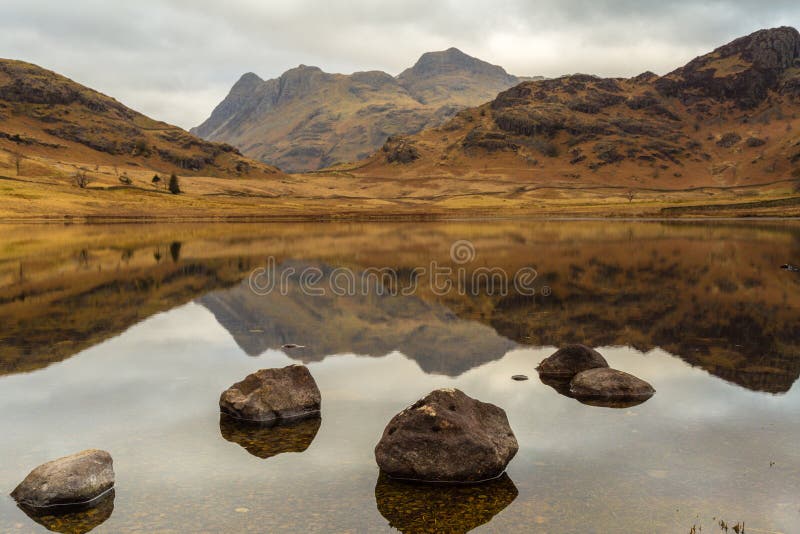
[0,221,797,393]
[219,414,321,459]
[374,473,518,533]
[199,261,517,376]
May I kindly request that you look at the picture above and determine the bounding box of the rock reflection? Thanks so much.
[17,489,114,533]
[374,472,518,533]
[537,375,573,397]
[219,413,321,459]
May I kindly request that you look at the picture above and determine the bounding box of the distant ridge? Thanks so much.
[191,49,540,172]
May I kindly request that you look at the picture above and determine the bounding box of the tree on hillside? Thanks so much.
[12,152,22,175]
[168,172,181,195]
[73,169,92,189]
[152,174,161,185]
[626,190,636,203]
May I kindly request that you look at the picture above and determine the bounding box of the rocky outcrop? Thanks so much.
[569,368,655,404]
[374,472,518,533]
[656,26,800,108]
[11,450,115,510]
[536,344,609,378]
[219,413,321,459]
[219,365,321,422]
[374,389,518,483]
[382,136,420,163]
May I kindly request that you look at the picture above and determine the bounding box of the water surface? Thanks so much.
[0,221,798,533]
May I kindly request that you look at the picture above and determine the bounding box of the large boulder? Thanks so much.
[219,365,321,422]
[569,368,655,404]
[11,450,114,509]
[536,344,609,378]
[219,413,321,459]
[374,472,518,533]
[374,388,518,483]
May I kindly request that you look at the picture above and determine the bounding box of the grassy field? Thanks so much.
[2,148,800,220]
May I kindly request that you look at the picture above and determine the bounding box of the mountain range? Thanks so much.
[351,27,800,193]
[191,48,538,172]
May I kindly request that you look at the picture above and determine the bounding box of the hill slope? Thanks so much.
[353,27,800,193]
[0,59,280,178]
[192,48,536,172]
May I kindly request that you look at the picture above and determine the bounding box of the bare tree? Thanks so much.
[12,151,22,175]
[73,169,92,189]
[626,190,636,203]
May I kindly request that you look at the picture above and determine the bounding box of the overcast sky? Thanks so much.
[1,0,797,129]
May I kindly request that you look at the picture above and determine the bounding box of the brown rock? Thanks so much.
[536,344,609,378]
[569,368,655,403]
[374,388,518,483]
[219,365,321,422]
[11,450,114,509]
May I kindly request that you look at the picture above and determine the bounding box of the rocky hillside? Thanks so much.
[192,48,536,172]
[0,59,280,177]
[357,27,800,191]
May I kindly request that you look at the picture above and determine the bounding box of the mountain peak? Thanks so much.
[400,48,511,80]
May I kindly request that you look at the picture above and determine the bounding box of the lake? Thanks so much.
[0,220,799,533]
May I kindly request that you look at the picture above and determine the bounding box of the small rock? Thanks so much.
[11,450,114,509]
[569,368,655,404]
[219,365,321,422]
[536,344,609,378]
[281,343,305,349]
[374,388,518,483]
[511,375,528,381]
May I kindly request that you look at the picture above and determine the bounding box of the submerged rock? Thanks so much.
[374,388,518,483]
[536,344,609,378]
[219,364,321,422]
[374,472,518,533]
[569,368,655,403]
[11,450,114,510]
[17,489,114,534]
[511,374,529,381]
[219,413,321,459]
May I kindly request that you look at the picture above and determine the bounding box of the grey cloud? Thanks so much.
[0,0,797,128]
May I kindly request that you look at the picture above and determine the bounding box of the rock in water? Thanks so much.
[374,388,518,483]
[511,374,529,381]
[536,344,609,378]
[219,365,321,422]
[11,450,114,509]
[569,368,655,403]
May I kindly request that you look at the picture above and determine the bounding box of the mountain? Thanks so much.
[354,27,800,193]
[191,49,536,172]
[0,59,280,178]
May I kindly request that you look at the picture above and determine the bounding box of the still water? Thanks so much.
[0,221,798,533]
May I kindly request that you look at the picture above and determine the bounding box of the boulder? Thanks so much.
[374,388,518,483]
[219,364,321,422]
[374,472,518,533]
[11,450,114,509]
[536,344,609,378]
[569,368,655,403]
[219,413,321,459]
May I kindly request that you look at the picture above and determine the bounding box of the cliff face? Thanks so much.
[191,49,534,172]
[0,60,280,176]
[355,27,800,191]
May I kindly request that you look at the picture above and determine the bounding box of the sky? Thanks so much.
[0,0,798,129]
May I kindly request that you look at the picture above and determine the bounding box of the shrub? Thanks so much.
[168,172,181,194]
